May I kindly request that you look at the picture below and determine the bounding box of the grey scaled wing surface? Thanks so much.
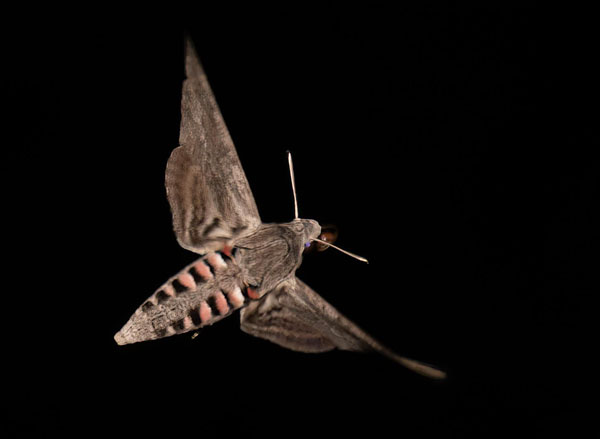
[240,277,447,379]
[165,36,262,255]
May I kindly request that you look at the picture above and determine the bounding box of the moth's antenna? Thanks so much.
[287,151,299,219]
[287,151,366,263]
[312,237,369,264]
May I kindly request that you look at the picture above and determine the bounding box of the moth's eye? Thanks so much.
[303,241,314,254]
[316,224,338,252]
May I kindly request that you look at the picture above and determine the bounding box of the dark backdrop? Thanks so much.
[4,4,593,436]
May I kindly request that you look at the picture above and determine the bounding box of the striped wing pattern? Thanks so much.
[241,278,447,379]
[165,37,261,255]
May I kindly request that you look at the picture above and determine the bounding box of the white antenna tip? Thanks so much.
[287,151,299,220]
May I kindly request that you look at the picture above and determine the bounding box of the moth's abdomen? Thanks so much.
[114,250,258,345]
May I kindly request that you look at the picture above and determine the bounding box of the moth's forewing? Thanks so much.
[241,278,337,353]
[165,37,261,255]
[241,277,447,379]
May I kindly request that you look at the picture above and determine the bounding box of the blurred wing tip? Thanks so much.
[395,356,447,380]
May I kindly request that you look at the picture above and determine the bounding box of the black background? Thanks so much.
[4,4,594,437]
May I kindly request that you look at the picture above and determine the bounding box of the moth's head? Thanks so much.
[293,218,334,253]
[303,223,339,254]
[295,218,321,244]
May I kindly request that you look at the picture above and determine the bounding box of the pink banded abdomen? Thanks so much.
[121,250,261,344]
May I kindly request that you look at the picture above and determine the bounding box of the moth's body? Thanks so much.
[115,220,319,345]
[114,36,446,380]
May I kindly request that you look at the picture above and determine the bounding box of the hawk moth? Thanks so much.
[114,36,446,380]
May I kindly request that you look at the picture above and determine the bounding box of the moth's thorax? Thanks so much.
[234,220,318,296]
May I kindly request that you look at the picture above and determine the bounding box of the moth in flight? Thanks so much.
[114,36,446,380]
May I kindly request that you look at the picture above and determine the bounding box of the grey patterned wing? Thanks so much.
[239,278,337,353]
[166,36,261,254]
[240,277,447,379]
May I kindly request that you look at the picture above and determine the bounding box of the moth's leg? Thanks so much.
[222,244,234,258]
[241,281,261,300]
[221,244,241,268]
